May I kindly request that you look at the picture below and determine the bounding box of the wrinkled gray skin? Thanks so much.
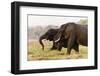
[39,29,67,50]
[54,22,88,55]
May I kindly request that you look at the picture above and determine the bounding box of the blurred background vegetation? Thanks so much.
[28,19,88,40]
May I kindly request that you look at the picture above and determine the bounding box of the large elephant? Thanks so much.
[39,28,67,50]
[54,22,88,55]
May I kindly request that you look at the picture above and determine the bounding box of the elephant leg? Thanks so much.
[57,45,62,51]
[50,42,57,50]
[50,46,57,50]
[56,42,62,51]
[67,34,76,55]
[73,44,79,54]
[73,44,82,58]
[67,47,72,55]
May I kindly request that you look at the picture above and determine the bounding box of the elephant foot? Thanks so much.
[66,52,71,55]
[50,48,55,50]
[66,55,72,59]
[76,54,82,58]
[57,48,62,51]
[75,52,82,58]
[72,53,82,59]
[66,52,71,59]
[66,52,82,59]
[75,51,80,54]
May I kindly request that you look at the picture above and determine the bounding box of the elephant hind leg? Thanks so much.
[67,47,72,55]
[73,44,83,58]
[73,44,79,54]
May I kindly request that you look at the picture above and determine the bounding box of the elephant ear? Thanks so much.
[60,23,75,32]
[60,24,67,31]
[65,24,74,32]
[64,23,75,39]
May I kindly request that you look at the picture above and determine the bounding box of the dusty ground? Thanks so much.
[28,40,88,61]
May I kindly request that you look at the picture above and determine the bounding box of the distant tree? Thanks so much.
[77,19,88,25]
[43,25,59,34]
[28,25,59,40]
[28,28,34,39]
[34,26,43,39]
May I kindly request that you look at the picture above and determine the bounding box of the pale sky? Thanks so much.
[28,15,87,27]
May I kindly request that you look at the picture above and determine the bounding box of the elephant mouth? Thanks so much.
[54,37,60,42]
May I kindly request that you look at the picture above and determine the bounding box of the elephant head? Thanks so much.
[54,22,76,43]
[54,34,68,50]
[54,23,67,42]
[39,29,58,50]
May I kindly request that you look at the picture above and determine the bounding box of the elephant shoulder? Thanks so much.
[65,24,75,32]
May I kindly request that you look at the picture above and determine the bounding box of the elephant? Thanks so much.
[39,28,67,51]
[54,22,88,55]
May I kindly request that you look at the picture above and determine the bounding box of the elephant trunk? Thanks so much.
[39,35,45,50]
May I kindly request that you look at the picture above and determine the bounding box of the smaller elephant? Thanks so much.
[39,28,67,51]
[39,29,58,50]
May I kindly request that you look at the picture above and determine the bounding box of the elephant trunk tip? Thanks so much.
[42,47,44,50]
[39,36,44,50]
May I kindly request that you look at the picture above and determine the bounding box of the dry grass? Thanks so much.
[28,40,88,61]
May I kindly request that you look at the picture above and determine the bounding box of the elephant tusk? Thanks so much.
[44,39,46,41]
[55,37,60,42]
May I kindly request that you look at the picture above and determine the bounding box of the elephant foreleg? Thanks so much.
[57,45,62,51]
[50,46,57,50]
[67,34,76,55]
[50,42,57,50]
